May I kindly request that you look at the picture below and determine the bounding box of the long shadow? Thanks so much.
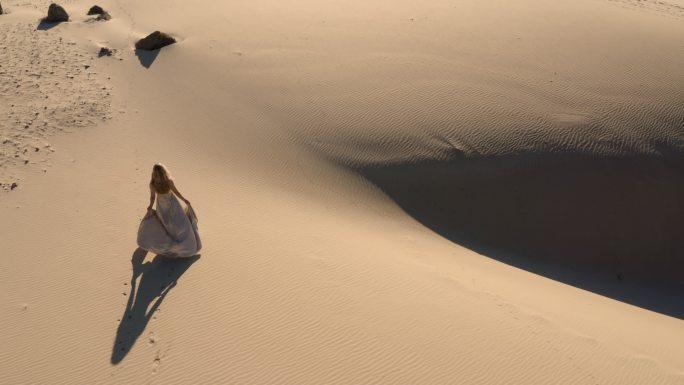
[111,248,199,364]
[36,20,63,30]
[360,154,684,319]
[135,48,160,69]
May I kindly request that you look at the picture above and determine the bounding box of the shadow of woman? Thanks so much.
[111,248,199,365]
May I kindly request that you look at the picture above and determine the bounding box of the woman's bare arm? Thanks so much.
[147,185,156,209]
[170,180,190,205]
[145,185,170,234]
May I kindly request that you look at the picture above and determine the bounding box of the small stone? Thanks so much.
[135,31,176,51]
[45,3,69,23]
[10,182,18,190]
[0,2,4,15]
[87,5,105,15]
[98,47,114,57]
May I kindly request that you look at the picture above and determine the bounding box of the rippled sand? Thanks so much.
[1,0,684,383]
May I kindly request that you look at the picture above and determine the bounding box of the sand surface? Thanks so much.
[2,0,684,383]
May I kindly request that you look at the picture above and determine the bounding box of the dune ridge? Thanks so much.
[240,0,684,306]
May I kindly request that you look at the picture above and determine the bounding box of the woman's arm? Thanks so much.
[170,180,190,205]
[145,185,170,235]
[145,185,156,218]
[147,185,156,210]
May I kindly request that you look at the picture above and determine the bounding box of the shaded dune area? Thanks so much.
[288,57,684,318]
[278,25,684,318]
[360,153,684,317]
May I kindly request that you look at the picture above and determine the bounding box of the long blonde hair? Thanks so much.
[150,163,172,193]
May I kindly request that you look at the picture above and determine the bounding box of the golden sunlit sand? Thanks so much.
[1,0,684,383]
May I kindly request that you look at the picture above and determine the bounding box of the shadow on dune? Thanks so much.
[135,49,160,69]
[36,20,63,30]
[111,248,199,364]
[360,154,684,319]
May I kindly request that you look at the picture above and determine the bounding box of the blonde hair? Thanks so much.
[150,163,172,193]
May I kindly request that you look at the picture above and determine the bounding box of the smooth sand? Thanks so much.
[2,0,684,383]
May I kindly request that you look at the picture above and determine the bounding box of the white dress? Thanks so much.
[137,191,202,257]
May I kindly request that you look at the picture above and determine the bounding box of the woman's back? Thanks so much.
[138,163,201,257]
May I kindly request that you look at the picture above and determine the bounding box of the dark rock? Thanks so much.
[87,5,105,15]
[87,5,110,20]
[45,3,69,22]
[10,182,18,190]
[98,46,114,57]
[0,2,4,16]
[135,31,175,51]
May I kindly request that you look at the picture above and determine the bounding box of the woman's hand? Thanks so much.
[144,207,155,219]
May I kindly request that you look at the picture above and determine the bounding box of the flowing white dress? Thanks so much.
[137,191,202,257]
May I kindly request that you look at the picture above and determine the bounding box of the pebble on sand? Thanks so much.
[88,6,111,21]
[0,1,4,15]
[45,3,69,23]
[98,47,114,57]
[87,5,105,15]
[135,31,176,51]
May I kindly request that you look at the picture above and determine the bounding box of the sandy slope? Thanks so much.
[2,0,684,384]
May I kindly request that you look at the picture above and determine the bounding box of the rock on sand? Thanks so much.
[87,5,111,20]
[45,3,69,22]
[87,5,105,15]
[135,31,176,50]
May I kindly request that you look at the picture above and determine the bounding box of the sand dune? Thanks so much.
[2,0,684,384]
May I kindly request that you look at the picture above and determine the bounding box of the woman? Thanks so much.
[137,163,201,257]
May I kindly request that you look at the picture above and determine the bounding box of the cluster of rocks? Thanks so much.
[43,3,112,23]
[1,182,19,191]
[39,3,176,54]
